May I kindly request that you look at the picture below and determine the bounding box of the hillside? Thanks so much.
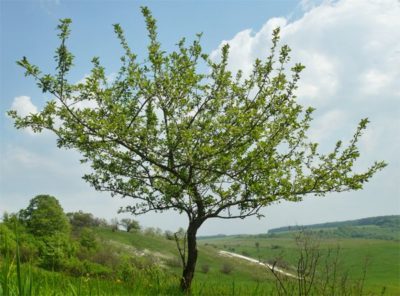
[2,211,399,295]
[266,215,400,240]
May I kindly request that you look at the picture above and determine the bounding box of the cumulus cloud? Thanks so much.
[211,0,400,144]
[208,0,400,228]
[9,96,39,135]
[211,0,400,105]
[11,96,38,117]
[308,109,348,143]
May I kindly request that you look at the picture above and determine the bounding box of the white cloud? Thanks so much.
[3,0,398,235]
[308,109,347,143]
[208,0,400,229]
[211,0,400,105]
[4,146,55,169]
[10,96,38,135]
[11,96,38,117]
[360,69,393,96]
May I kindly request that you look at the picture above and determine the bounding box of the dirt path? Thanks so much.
[219,250,299,279]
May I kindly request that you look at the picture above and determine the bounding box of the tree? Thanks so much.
[120,218,140,232]
[8,8,386,291]
[67,210,98,230]
[18,195,72,270]
[19,195,70,237]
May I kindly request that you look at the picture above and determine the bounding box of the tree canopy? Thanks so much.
[9,7,386,291]
[19,194,70,237]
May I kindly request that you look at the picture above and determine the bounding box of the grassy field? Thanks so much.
[2,218,399,295]
[199,233,400,294]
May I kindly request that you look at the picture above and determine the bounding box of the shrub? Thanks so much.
[0,224,16,257]
[67,211,98,229]
[79,227,97,250]
[201,264,210,273]
[83,260,113,278]
[63,257,85,276]
[91,248,120,268]
[220,263,234,274]
[164,230,175,240]
[37,233,72,270]
[165,257,182,268]
[131,254,157,270]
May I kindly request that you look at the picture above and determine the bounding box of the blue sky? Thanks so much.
[1,0,399,235]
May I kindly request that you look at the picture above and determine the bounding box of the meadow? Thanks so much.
[1,213,399,295]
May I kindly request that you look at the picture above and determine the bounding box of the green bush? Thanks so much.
[220,263,234,274]
[0,224,16,257]
[201,264,210,273]
[63,256,85,276]
[165,256,182,268]
[37,233,72,270]
[83,260,113,278]
[79,227,98,250]
[118,256,137,282]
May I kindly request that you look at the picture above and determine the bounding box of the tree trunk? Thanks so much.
[180,221,200,292]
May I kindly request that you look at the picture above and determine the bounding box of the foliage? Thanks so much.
[220,263,234,274]
[36,232,74,270]
[79,227,98,250]
[67,211,100,230]
[8,7,386,291]
[200,264,210,274]
[119,218,140,232]
[19,195,70,238]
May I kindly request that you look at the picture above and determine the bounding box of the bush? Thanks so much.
[131,254,157,270]
[270,244,281,249]
[37,233,73,270]
[118,256,137,282]
[201,264,210,273]
[67,211,98,229]
[91,248,120,268]
[164,230,175,240]
[83,260,113,278]
[220,263,234,274]
[165,257,182,268]
[63,257,85,276]
[0,224,16,257]
[79,227,97,250]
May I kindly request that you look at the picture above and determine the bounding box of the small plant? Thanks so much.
[271,244,281,249]
[165,257,182,268]
[201,264,210,274]
[220,263,234,275]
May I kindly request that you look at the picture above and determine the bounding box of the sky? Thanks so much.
[1,0,399,235]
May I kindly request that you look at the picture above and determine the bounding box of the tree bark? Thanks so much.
[180,220,200,292]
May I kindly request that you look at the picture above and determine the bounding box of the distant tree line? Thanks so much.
[268,216,400,235]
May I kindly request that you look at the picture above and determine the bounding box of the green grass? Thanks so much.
[199,234,400,294]
[2,225,399,295]
[95,227,274,287]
